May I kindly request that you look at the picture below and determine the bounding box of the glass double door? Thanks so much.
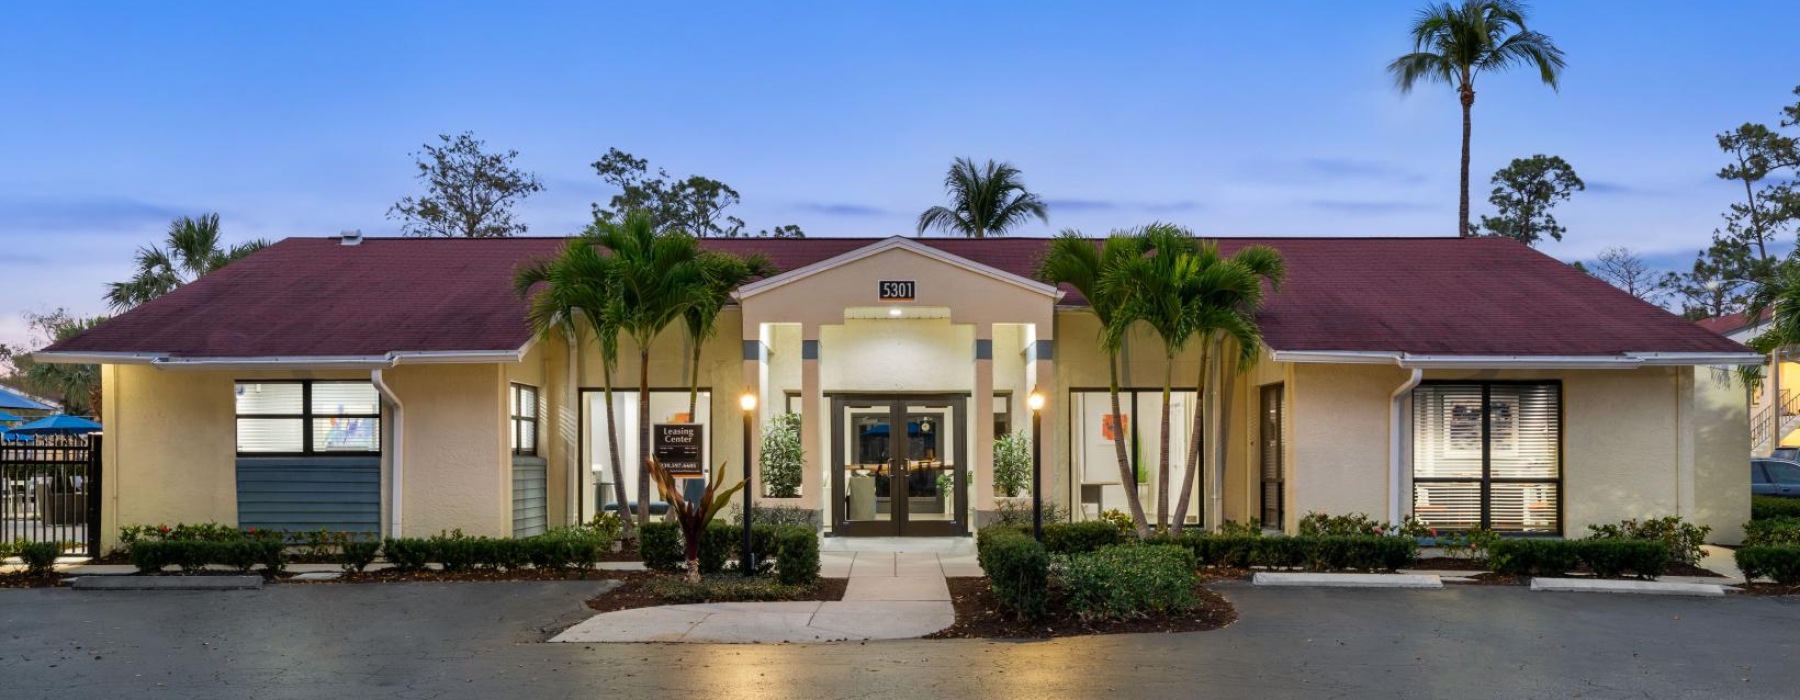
[831,396,966,536]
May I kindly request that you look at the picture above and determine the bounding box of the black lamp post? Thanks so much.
[1027,390,1045,542]
[740,392,757,577]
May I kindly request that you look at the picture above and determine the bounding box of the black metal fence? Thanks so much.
[1,434,101,556]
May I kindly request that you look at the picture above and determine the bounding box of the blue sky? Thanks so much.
[2,1,1797,348]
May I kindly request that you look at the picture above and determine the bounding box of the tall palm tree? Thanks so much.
[588,211,707,526]
[1167,244,1284,535]
[1102,224,1202,533]
[1388,1,1565,238]
[106,214,269,310]
[1038,230,1153,537]
[514,239,635,538]
[917,158,1049,238]
[683,251,777,420]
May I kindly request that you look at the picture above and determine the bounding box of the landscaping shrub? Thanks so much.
[428,530,480,572]
[1585,516,1710,567]
[644,575,816,604]
[1577,540,1668,579]
[1041,521,1122,555]
[991,431,1032,498]
[976,526,1049,619]
[18,541,60,576]
[772,524,820,586]
[732,504,819,529]
[1058,544,1197,621]
[1488,539,1582,576]
[1752,495,1800,521]
[1251,536,1309,570]
[340,540,381,573]
[699,523,738,575]
[1301,536,1417,572]
[1437,528,1502,563]
[1735,545,1800,585]
[1743,518,1800,546]
[1097,509,1136,534]
[1297,512,1431,539]
[212,540,264,573]
[638,522,683,571]
[382,537,433,572]
[129,540,172,573]
[1215,519,1265,537]
[992,500,1065,527]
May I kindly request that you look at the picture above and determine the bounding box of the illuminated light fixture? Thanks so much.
[1027,391,1046,412]
[739,393,757,412]
[888,307,903,317]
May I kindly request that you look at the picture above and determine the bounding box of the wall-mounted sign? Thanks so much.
[878,280,916,301]
[653,423,704,476]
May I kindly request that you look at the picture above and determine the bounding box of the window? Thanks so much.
[587,390,712,507]
[511,384,539,456]
[1068,388,1198,522]
[1751,462,1769,485]
[1260,384,1285,527]
[1766,460,1800,485]
[1413,382,1560,533]
[993,392,1013,438]
[235,381,381,454]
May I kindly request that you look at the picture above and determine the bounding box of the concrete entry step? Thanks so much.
[72,575,264,591]
[1253,572,1443,589]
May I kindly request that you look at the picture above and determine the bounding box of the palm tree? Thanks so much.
[588,211,707,526]
[1102,224,1201,533]
[1388,1,1565,238]
[682,252,777,420]
[106,214,269,310]
[1038,230,1153,537]
[514,239,635,538]
[1167,244,1284,535]
[917,158,1049,238]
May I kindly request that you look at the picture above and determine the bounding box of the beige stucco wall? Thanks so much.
[1282,362,1750,543]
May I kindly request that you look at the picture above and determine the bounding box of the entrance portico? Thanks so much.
[735,237,1060,535]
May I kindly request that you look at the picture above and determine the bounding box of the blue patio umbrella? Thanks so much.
[0,387,53,412]
[3,414,102,438]
[0,410,21,424]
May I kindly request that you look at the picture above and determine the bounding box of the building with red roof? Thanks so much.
[38,233,1762,548]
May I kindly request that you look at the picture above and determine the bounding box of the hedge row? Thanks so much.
[637,522,820,586]
[127,526,615,575]
[1735,545,1800,585]
[1487,539,1668,579]
[985,521,1124,556]
[1752,495,1800,521]
[1059,544,1197,621]
[1743,518,1800,547]
[1145,533,1417,572]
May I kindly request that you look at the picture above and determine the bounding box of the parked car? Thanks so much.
[1752,458,1800,497]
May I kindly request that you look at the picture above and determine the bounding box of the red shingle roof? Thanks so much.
[1695,310,1769,337]
[47,235,1748,358]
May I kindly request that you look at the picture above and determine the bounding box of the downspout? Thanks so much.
[1389,367,1423,525]
[372,368,403,538]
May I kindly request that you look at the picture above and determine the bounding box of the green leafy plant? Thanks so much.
[1040,521,1123,555]
[976,526,1049,620]
[1744,518,1800,546]
[992,431,1032,498]
[18,541,61,577]
[1438,527,1502,563]
[1585,516,1711,567]
[1735,545,1800,585]
[759,412,804,498]
[382,537,433,573]
[638,522,683,571]
[993,499,1065,527]
[1057,544,1197,621]
[648,458,747,583]
[1215,519,1264,537]
[340,539,380,573]
[1098,509,1136,534]
[772,524,820,586]
[732,504,819,528]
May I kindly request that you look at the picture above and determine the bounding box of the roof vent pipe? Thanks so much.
[340,230,364,246]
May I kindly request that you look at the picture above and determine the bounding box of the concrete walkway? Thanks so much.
[551,545,975,644]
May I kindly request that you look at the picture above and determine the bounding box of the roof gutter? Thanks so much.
[1270,350,1765,369]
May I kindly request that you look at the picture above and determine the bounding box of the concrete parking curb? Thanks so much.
[72,575,264,591]
[1252,572,1442,589]
[1529,578,1727,597]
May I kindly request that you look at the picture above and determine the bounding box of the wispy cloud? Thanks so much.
[794,202,888,217]
[1305,199,1432,214]
[1043,198,1198,213]
[0,195,192,233]
[1298,158,1426,185]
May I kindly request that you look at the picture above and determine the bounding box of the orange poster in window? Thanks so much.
[1101,413,1128,442]
[672,412,692,423]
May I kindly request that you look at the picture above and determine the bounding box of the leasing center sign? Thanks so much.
[653,423,704,476]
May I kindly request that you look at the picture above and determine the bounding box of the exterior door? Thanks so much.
[831,396,967,536]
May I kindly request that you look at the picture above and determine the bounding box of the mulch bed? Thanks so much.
[583,573,848,613]
[0,573,63,588]
[1735,582,1800,596]
[926,577,1237,639]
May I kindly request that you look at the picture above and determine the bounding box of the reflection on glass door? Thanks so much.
[832,396,966,536]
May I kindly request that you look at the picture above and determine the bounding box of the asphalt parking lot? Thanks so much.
[2,580,1796,699]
